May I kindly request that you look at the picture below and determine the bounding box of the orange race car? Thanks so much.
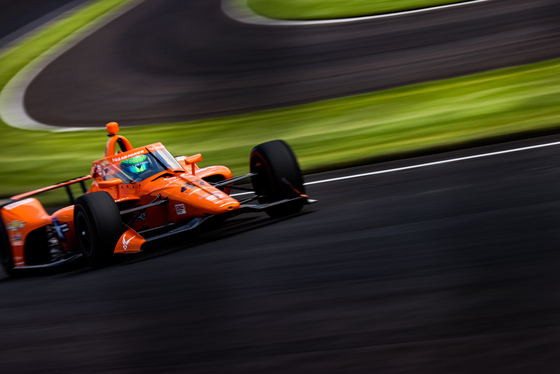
[0,122,315,275]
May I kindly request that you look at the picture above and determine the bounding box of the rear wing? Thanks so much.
[10,176,92,204]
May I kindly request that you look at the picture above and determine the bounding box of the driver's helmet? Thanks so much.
[121,154,150,175]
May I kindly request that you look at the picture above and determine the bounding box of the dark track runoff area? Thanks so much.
[2,0,560,373]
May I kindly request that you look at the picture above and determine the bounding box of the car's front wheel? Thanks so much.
[74,192,123,268]
[250,140,305,218]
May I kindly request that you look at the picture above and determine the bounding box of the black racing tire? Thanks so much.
[74,191,124,268]
[0,218,15,277]
[250,140,305,218]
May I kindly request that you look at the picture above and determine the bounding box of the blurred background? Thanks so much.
[0,0,560,372]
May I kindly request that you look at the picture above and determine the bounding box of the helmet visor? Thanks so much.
[121,155,149,174]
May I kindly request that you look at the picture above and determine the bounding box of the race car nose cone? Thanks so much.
[218,201,240,213]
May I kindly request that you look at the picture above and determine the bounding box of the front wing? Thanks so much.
[114,195,317,254]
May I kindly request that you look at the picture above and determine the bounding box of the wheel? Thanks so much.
[74,191,124,268]
[0,218,15,276]
[250,140,305,217]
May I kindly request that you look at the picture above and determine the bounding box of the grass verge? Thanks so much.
[0,0,559,201]
[244,0,472,20]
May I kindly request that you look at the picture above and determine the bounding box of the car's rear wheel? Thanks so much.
[250,140,305,218]
[74,192,123,268]
[0,218,15,276]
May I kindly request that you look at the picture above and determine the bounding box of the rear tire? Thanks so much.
[250,140,305,218]
[0,218,15,277]
[74,192,123,268]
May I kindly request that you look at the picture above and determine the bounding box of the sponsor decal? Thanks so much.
[188,188,201,196]
[181,179,211,194]
[12,241,23,246]
[52,217,70,243]
[100,160,109,166]
[181,183,195,193]
[175,204,186,215]
[111,150,146,163]
[94,164,104,177]
[11,233,22,242]
[7,220,25,231]
[122,234,135,251]
[150,144,166,151]
[202,192,226,201]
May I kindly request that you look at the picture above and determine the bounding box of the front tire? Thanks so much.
[74,192,123,268]
[250,140,305,217]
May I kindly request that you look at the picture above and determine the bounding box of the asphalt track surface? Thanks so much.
[2,135,560,373]
[23,0,560,127]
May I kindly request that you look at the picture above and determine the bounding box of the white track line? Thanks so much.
[0,0,145,132]
[222,0,493,26]
[232,140,560,196]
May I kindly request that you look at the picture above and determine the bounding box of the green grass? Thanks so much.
[245,0,470,20]
[0,0,559,201]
